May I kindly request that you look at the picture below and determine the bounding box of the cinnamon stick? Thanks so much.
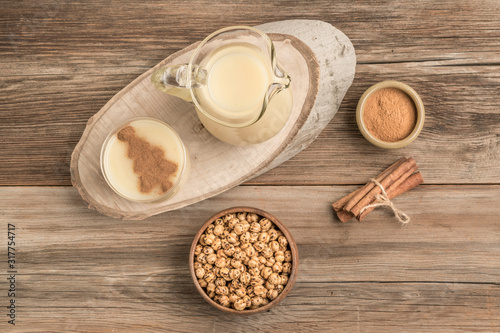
[342,157,407,213]
[332,187,362,212]
[336,210,355,223]
[348,157,416,217]
[354,163,417,218]
[334,171,423,223]
[358,171,423,221]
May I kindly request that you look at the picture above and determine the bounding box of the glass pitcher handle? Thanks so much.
[151,64,206,102]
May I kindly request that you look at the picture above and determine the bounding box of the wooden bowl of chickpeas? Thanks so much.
[189,207,298,314]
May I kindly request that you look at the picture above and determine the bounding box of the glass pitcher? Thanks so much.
[151,26,293,146]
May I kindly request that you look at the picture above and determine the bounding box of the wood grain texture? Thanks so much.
[1,1,499,331]
[1,0,499,185]
[0,185,498,332]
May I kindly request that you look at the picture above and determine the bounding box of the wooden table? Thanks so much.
[1,1,499,331]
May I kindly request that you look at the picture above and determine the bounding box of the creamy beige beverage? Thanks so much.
[101,118,188,202]
[207,44,271,113]
[193,43,293,146]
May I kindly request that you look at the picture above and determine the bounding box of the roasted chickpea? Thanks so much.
[246,286,256,298]
[212,238,222,251]
[215,285,229,295]
[253,285,267,298]
[241,221,251,233]
[230,258,242,269]
[219,295,230,307]
[251,296,263,307]
[233,248,246,261]
[214,277,226,287]
[265,257,276,267]
[265,280,275,291]
[233,223,245,235]
[230,279,243,290]
[206,224,215,234]
[282,262,292,275]
[278,236,288,248]
[195,267,205,279]
[220,267,230,280]
[250,222,261,233]
[198,278,208,288]
[227,232,238,244]
[269,241,280,252]
[228,293,240,304]
[267,289,279,300]
[194,244,203,256]
[240,232,251,243]
[275,250,285,263]
[229,268,241,280]
[268,272,280,285]
[254,241,266,252]
[249,232,259,243]
[248,267,260,276]
[250,275,265,286]
[248,256,259,268]
[240,272,251,285]
[204,271,216,283]
[244,245,256,257]
[196,253,207,264]
[205,234,216,246]
[214,224,224,236]
[214,256,227,268]
[259,232,270,243]
[235,287,246,298]
[268,229,279,241]
[206,253,217,265]
[261,266,273,279]
[223,244,235,257]
[223,214,235,222]
[259,218,272,231]
[207,282,216,294]
[272,262,283,273]
[240,242,251,250]
[261,247,273,258]
[227,217,239,229]
[233,298,246,311]
[246,213,259,223]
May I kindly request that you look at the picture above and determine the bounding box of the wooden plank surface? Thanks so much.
[1,0,499,185]
[1,0,499,331]
[0,185,499,332]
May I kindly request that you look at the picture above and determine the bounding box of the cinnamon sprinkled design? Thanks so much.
[117,126,178,194]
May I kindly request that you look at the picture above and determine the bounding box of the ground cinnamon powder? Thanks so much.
[117,126,178,194]
[363,87,417,142]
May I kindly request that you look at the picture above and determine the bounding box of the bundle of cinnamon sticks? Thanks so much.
[332,157,423,223]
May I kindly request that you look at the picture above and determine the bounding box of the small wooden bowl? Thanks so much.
[189,207,299,314]
[356,80,425,149]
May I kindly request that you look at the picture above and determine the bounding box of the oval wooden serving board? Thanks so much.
[70,20,356,220]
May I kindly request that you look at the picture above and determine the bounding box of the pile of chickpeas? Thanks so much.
[193,212,293,311]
